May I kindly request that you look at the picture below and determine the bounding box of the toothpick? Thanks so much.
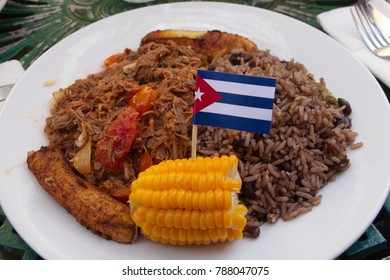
[191,124,198,161]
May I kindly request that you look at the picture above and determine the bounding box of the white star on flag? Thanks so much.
[194,87,204,101]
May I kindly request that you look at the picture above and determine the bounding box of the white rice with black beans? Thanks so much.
[197,49,362,238]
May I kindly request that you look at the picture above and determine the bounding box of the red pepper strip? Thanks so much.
[95,107,141,171]
[104,53,123,67]
[128,85,157,115]
[138,150,153,174]
[111,188,131,204]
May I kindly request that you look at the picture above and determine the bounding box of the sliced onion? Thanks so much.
[52,90,65,101]
[123,62,136,74]
[75,123,88,148]
[72,141,92,175]
[51,90,65,112]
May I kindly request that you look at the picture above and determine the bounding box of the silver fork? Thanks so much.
[350,0,390,59]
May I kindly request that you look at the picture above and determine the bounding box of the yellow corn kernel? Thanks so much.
[222,179,241,191]
[132,171,226,191]
[130,188,233,211]
[140,155,238,177]
[129,155,247,245]
[134,206,234,230]
[140,222,242,245]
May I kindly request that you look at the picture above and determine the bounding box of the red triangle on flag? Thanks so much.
[193,74,222,114]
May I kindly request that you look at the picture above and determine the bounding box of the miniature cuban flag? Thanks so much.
[192,70,276,134]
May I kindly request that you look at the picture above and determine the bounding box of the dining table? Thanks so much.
[0,0,389,260]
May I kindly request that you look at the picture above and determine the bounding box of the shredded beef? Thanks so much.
[45,41,204,194]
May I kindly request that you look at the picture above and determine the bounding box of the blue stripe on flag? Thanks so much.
[198,69,276,87]
[193,112,272,134]
[218,92,274,109]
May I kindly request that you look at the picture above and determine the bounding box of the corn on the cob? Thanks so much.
[129,155,248,245]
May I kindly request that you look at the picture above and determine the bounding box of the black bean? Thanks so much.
[243,226,260,238]
[329,158,350,172]
[325,141,342,156]
[280,161,292,172]
[248,60,256,68]
[240,183,257,199]
[229,53,253,65]
[338,98,352,116]
[315,142,324,150]
[253,212,266,222]
[336,116,352,128]
[232,139,245,148]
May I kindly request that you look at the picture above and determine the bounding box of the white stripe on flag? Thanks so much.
[200,102,273,121]
[204,78,275,99]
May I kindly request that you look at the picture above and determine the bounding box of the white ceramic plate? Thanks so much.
[1,2,390,260]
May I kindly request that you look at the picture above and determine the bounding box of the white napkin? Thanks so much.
[0,60,25,111]
[317,0,390,88]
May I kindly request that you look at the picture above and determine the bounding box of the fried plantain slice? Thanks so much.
[27,146,137,244]
[140,29,259,64]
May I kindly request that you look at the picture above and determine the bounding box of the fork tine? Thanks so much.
[362,0,390,44]
[357,0,390,46]
[356,2,384,48]
[351,7,379,52]
[351,6,390,59]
